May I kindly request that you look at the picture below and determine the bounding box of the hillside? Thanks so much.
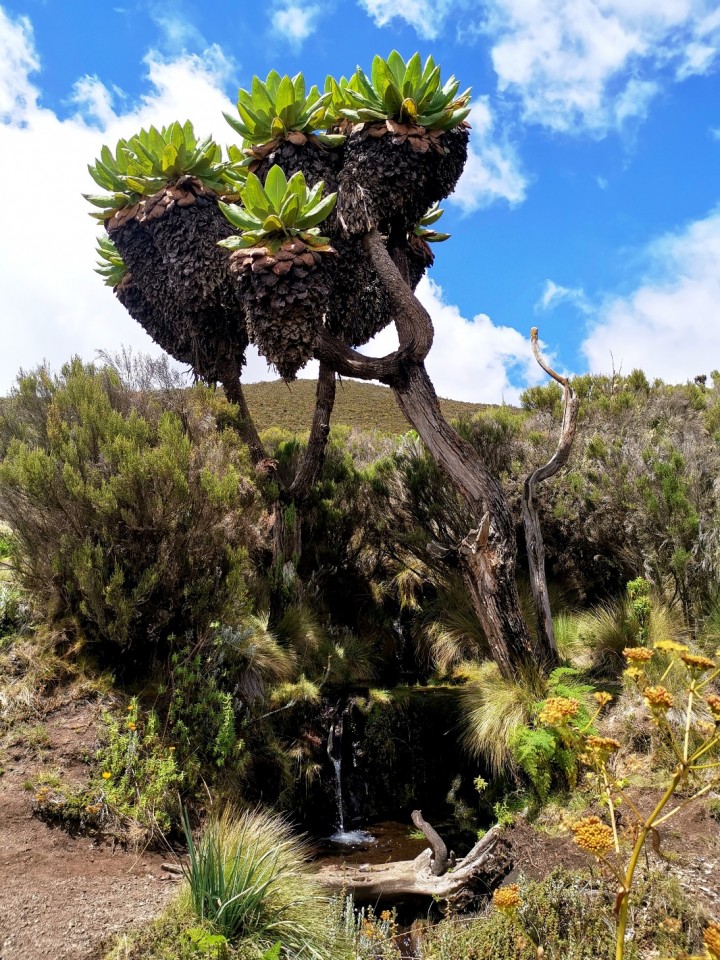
[241,377,491,434]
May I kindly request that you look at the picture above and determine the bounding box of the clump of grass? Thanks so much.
[181,807,352,959]
[457,660,543,776]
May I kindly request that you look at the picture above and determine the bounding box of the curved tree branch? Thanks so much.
[363,229,434,359]
[522,328,580,659]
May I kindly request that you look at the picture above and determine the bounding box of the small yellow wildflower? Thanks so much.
[169,746,176,752]
[570,816,614,856]
[643,685,673,712]
[653,640,689,654]
[102,771,111,779]
[538,697,580,726]
[680,652,716,673]
[623,647,654,663]
[493,884,521,910]
[127,704,134,712]
[703,922,720,959]
[624,666,645,684]
[706,694,720,721]
[593,691,613,707]
[127,721,137,731]
[380,910,392,923]
[659,917,681,934]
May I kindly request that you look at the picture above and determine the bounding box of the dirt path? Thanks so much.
[0,699,175,960]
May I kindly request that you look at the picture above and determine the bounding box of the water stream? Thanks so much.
[326,703,374,845]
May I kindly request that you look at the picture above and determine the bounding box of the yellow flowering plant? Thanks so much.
[539,645,720,960]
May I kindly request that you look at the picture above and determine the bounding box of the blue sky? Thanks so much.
[0,0,719,402]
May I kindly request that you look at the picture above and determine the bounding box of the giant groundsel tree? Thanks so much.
[86,52,556,678]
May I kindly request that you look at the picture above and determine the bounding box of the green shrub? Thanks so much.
[420,869,706,960]
[0,360,257,669]
[34,698,183,840]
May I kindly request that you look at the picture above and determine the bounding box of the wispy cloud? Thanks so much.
[356,0,461,40]
[480,0,720,136]
[271,2,322,47]
[536,280,590,313]
[449,99,528,212]
[582,207,720,380]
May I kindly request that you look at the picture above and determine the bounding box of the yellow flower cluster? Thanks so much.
[643,686,673,712]
[570,816,614,856]
[706,694,720,721]
[493,884,521,910]
[654,640,689,654]
[680,652,717,673]
[584,735,621,759]
[623,647,654,663]
[704,922,720,959]
[538,697,580,726]
[593,691,613,707]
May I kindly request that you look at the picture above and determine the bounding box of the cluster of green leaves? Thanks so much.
[225,71,344,148]
[165,647,243,782]
[85,121,246,220]
[218,166,336,254]
[95,236,126,287]
[510,668,595,801]
[335,51,471,129]
[414,202,450,242]
[96,699,183,834]
[0,360,255,666]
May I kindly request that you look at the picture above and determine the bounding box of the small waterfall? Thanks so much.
[327,701,374,845]
[327,712,345,832]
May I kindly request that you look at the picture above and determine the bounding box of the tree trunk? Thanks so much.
[313,229,560,679]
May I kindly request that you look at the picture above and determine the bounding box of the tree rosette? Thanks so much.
[105,175,227,232]
[337,124,468,236]
[229,238,336,380]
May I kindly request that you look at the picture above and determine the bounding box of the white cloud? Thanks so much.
[0,7,37,123]
[483,0,720,135]
[450,100,527,212]
[537,280,590,312]
[272,2,322,45]
[582,208,720,380]
[356,0,459,39]
[365,277,546,403]
[0,6,274,394]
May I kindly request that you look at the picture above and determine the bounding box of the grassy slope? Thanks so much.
[242,378,491,435]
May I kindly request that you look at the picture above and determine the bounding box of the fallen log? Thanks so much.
[315,824,512,909]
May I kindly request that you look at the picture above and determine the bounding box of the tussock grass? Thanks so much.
[181,807,352,959]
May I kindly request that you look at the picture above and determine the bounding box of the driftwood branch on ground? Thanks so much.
[316,825,511,908]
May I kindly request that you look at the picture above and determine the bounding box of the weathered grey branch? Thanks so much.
[522,328,580,659]
[411,809,450,876]
[316,825,511,908]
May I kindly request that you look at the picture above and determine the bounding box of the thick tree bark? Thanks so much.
[271,365,337,593]
[316,825,511,908]
[314,229,555,678]
[521,330,580,661]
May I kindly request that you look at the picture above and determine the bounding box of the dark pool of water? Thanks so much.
[312,819,430,869]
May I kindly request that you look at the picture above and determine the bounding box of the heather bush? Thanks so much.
[0,360,258,670]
